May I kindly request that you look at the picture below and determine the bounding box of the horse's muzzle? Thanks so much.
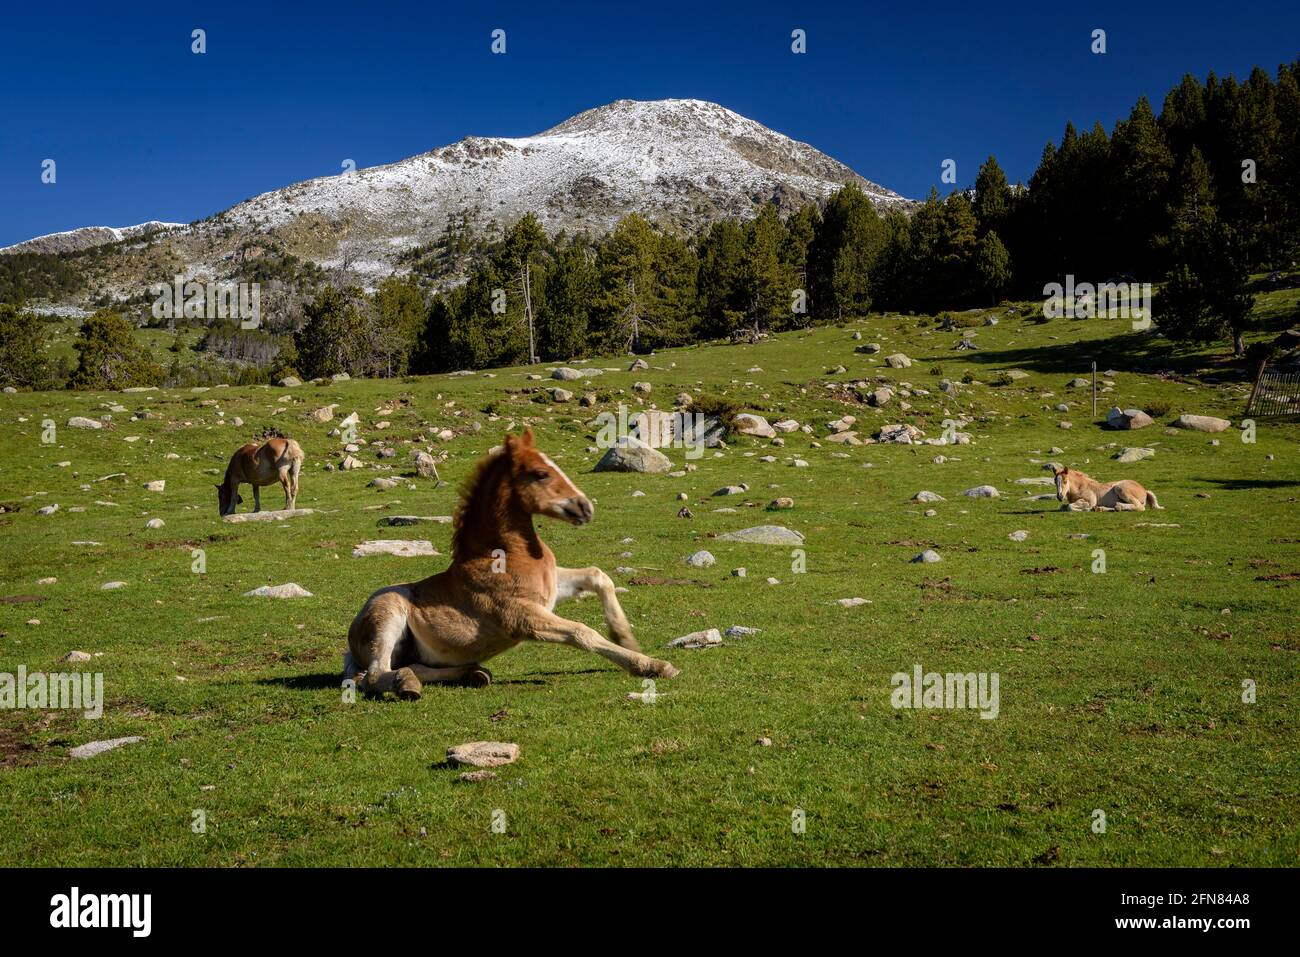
[561,497,594,525]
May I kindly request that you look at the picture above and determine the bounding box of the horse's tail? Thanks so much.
[1146,490,1163,510]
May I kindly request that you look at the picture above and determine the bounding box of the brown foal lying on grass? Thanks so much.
[217,437,304,515]
[1053,465,1164,511]
[345,428,679,699]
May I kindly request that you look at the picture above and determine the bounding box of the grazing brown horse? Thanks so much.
[345,428,678,699]
[217,437,304,515]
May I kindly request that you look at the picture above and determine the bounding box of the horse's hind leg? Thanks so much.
[252,485,262,513]
[353,594,422,700]
[555,566,639,652]
[278,467,292,509]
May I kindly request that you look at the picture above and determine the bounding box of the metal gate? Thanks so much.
[1246,364,1300,416]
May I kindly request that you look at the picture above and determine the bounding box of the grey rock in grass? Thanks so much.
[378,515,452,526]
[66,417,103,429]
[101,581,127,590]
[370,477,400,491]
[351,540,437,558]
[962,485,1000,498]
[223,508,315,523]
[551,367,583,381]
[68,736,142,759]
[63,651,93,662]
[667,628,723,649]
[912,549,942,564]
[913,490,945,503]
[594,437,672,474]
[685,550,716,568]
[1173,414,1230,433]
[836,597,872,607]
[447,741,519,768]
[725,625,761,637]
[244,583,313,598]
[734,413,776,438]
[1107,407,1154,430]
[1114,447,1154,463]
[885,353,912,369]
[716,525,805,545]
[1008,530,1029,542]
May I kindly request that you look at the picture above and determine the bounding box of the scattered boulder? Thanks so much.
[550,387,574,403]
[67,416,103,430]
[1008,530,1029,542]
[551,367,583,381]
[68,737,143,759]
[885,353,912,369]
[912,549,942,564]
[447,741,519,768]
[1173,414,1230,433]
[279,376,302,387]
[667,628,723,649]
[594,437,672,474]
[1106,407,1154,430]
[351,540,437,558]
[63,651,93,662]
[244,583,313,598]
[733,413,776,438]
[962,485,1000,498]
[685,550,716,568]
[222,508,315,523]
[412,450,440,479]
[716,525,805,545]
[913,491,945,503]
[1114,447,1154,463]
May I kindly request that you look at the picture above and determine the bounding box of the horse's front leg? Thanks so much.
[555,566,639,651]
[252,484,261,513]
[517,604,676,678]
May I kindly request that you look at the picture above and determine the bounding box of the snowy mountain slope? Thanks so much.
[4,99,913,286]
[209,98,912,271]
[0,221,184,256]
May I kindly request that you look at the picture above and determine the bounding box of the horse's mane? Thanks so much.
[451,448,511,557]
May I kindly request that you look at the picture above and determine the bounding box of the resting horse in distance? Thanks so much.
[217,437,304,515]
[1053,465,1163,512]
[345,428,679,699]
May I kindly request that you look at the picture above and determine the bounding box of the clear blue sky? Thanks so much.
[2,0,1297,247]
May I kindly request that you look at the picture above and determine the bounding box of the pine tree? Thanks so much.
[594,215,662,353]
[973,156,1012,237]
[497,213,547,362]
[739,204,791,334]
[695,219,747,338]
[537,241,598,359]
[68,309,164,390]
[0,304,51,389]
[975,231,1013,305]
[293,287,367,379]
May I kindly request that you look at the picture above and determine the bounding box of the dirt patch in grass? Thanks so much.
[627,577,713,587]
[0,594,46,605]
[0,725,38,768]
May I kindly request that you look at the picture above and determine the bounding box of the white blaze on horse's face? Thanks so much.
[536,453,593,526]
[1055,471,1066,501]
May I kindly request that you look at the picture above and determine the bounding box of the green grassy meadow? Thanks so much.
[1,299,1298,866]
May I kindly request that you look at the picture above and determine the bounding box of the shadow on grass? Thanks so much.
[1196,477,1300,490]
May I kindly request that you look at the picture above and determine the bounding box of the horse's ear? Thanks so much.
[502,432,521,460]
[520,427,535,448]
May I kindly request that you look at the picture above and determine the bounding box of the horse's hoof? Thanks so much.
[394,668,422,701]
[653,660,679,679]
[462,667,492,688]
